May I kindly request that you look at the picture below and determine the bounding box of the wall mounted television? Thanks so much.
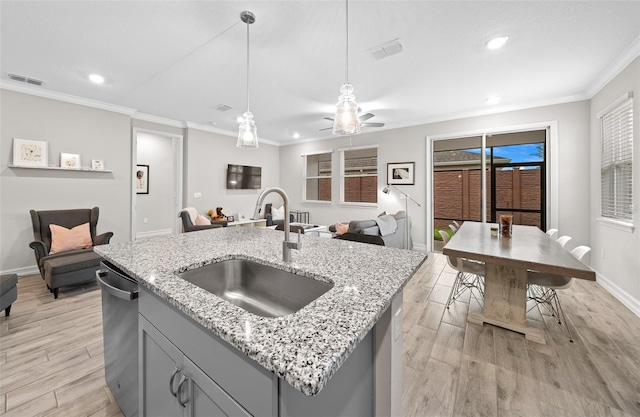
[226,164,262,189]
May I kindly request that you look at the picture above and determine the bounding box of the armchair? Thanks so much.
[264,203,294,227]
[29,207,113,299]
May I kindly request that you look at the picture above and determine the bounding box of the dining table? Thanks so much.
[442,221,596,344]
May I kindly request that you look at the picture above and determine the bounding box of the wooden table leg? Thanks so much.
[467,263,546,344]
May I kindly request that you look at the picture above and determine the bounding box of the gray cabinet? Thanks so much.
[140,316,185,416]
[139,285,380,417]
[140,316,251,416]
[138,286,278,417]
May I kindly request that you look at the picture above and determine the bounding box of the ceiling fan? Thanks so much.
[319,112,385,131]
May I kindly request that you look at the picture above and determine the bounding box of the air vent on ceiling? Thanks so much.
[367,39,403,60]
[8,73,45,86]
[215,104,233,112]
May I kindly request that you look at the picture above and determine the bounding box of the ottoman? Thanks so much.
[43,251,102,299]
[0,273,18,316]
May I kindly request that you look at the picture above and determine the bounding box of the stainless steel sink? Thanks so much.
[179,259,333,317]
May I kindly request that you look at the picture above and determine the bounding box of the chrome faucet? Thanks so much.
[253,187,301,262]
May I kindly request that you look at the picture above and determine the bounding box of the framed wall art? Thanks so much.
[12,138,48,167]
[91,160,104,170]
[136,164,149,194]
[387,162,415,185]
[60,153,81,169]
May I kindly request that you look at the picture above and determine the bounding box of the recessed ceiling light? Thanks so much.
[293,132,300,139]
[486,96,501,105]
[486,36,509,50]
[88,74,105,84]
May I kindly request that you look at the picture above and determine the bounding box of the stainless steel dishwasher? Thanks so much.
[96,261,139,417]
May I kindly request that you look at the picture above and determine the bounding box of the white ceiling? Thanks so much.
[2,1,639,145]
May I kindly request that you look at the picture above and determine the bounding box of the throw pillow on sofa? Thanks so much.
[49,223,93,254]
[195,214,211,225]
[335,222,349,235]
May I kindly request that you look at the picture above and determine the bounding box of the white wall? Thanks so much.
[0,90,131,274]
[184,128,281,221]
[281,100,591,250]
[136,131,175,236]
[589,56,640,314]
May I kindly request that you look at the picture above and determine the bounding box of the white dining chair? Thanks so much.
[546,228,559,239]
[449,224,458,234]
[452,220,461,229]
[440,230,484,308]
[527,245,591,343]
[556,235,572,248]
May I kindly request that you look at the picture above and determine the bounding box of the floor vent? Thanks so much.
[8,73,45,86]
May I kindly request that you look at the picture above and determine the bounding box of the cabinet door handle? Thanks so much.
[176,375,190,408]
[169,367,182,398]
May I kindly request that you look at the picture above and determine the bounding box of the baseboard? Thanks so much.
[136,229,173,240]
[0,265,40,277]
[412,243,427,252]
[597,272,640,318]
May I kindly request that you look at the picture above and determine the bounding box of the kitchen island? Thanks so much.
[95,227,426,416]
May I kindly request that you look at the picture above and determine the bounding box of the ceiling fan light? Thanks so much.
[333,83,361,135]
[237,111,259,148]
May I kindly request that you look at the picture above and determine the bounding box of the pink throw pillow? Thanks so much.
[195,214,211,225]
[335,222,349,235]
[49,222,93,254]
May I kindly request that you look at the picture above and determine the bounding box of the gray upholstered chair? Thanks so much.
[29,207,113,299]
[264,203,294,227]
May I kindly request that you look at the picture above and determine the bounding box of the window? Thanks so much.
[600,95,633,223]
[340,146,378,204]
[303,152,332,202]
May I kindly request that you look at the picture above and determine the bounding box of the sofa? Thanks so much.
[330,211,410,249]
[179,208,227,233]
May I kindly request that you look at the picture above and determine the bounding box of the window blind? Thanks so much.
[601,97,633,221]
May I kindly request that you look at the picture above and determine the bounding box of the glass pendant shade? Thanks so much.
[332,83,361,135]
[237,111,258,148]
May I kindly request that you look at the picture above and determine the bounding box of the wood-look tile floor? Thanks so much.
[1,253,639,416]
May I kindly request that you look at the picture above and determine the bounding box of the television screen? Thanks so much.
[226,164,261,189]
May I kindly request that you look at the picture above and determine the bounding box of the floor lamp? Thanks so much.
[383,185,422,250]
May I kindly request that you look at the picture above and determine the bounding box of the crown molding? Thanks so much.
[132,112,186,128]
[586,34,640,98]
[0,80,137,115]
[184,121,281,147]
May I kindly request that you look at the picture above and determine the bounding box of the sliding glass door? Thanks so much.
[433,130,546,251]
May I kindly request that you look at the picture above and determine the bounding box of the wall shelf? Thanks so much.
[8,164,113,173]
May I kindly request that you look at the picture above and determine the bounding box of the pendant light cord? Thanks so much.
[246,20,250,112]
[345,0,349,84]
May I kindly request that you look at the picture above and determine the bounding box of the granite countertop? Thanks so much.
[95,227,427,396]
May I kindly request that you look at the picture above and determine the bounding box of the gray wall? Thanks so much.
[1,89,131,273]
[589,56,640,309]
[183,128,281,221]
[280,100,591,250]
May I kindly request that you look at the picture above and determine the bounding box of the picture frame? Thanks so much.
[60,153,81,169]
[12,138,48,167]
[227,216,235,222]
[136,165,149,194]
[91,159,104,170]
[387,162,415,185]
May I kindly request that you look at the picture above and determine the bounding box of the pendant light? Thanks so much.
[237,11,259,149]
[332,0,361,136]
